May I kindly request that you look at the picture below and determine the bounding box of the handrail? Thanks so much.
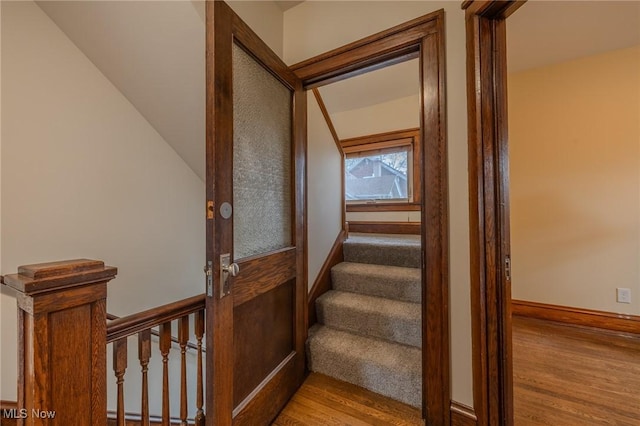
[107,294,205,343]
[107,312,203,353]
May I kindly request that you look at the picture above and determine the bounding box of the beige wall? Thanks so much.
[307,96,343,287]
[284,1,473,406]
[509,46,640,315]
[0,1,205,404]
[227,1,284,59]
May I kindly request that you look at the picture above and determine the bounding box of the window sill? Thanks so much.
[346,202,421,212]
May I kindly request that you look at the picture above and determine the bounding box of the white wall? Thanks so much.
[284,1,472,407]
[307,96,343,287]
[0,1,205,404]
[509,46,640,315]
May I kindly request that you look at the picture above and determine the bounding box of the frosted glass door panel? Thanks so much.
[232,44,292,260]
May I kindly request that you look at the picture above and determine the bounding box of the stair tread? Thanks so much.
[317,290,421,347]
[307,325,421,407]
[331,262,421,303]
[318,290,420,318]
[343,236,421,268]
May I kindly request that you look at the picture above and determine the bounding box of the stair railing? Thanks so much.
[2,259,206,426]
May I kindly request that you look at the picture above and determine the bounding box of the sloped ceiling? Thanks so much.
[35,0,640,177]
[37,1,206,180]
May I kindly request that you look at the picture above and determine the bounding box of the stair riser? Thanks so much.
[317,298,421,348]
[343,243,421,268]
[307,337,421,408]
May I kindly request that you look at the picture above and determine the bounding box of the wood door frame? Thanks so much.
[205,2,307,425]
[462,1,526,425]
[291,10,449,424]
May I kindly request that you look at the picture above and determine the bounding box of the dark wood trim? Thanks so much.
[347,221,421,235]
[451,401,478,426]
[346,203,421,212]
[343,128,422,210]
[296,9,449,425]
[311,88,346,230]
[341,128,420,147]
[311,89,342,153]
[464,2,526,426]
[291,11,442,88]
[0,400,18,426]
[106,410,194,425]
[207,3,308,424]
[107,295,205,343]
[419,15,449,424]
[307,229,347,327]
[512,300,640,336]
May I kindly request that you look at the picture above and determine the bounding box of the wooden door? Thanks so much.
[205,2,307,425]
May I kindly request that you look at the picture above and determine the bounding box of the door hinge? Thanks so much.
[204,261,213,297]
[505,255,511,281]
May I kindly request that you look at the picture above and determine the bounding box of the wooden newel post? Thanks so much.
[2,259,117,426]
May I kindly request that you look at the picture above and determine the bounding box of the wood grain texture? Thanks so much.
[291,11,441,87]
[451,402,478,426]
[311,89,342,153]
[463,1,526,424]
[512,300,640,335]
[513,316,640,424]
[273,373,422,425]
[138,330,151,426]
[420,16,450,424]
[207,2,307,424]
[233,282,294,407]
[107,295,205,343]
[113,338,128,426]
[347,221,421,235]
[194,311,205,426]
[307,230,347,327]
[233,248,296,307]
[0,400,18,426]
[4,259,117,295]
[2,259,115,426]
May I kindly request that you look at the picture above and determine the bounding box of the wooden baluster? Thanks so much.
[178,316,189,426]
[194,310,205,426]
[160,322,172,426]
[138,329,151,426]
[113,337,128,426]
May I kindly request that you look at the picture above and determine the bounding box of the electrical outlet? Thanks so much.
[616,288,631,304]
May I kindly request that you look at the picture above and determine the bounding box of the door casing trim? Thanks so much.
[462,2,527,425]
[291,9,450,424]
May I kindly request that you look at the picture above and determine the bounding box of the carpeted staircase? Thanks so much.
[307,234,422,408]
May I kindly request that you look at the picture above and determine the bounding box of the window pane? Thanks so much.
[345,150,409,201]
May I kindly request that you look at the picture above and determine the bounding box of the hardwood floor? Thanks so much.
[513,316,640,425]
[272,373,422,425]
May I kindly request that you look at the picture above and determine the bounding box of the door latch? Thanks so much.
[505,255,511,281]
[220,253,239,299]
[204,261,213,297]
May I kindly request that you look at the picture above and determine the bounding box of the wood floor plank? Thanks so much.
[513,316,640,425]
[273,373,422,425]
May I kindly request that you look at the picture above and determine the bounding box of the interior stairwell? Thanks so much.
[307,233,422,408]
